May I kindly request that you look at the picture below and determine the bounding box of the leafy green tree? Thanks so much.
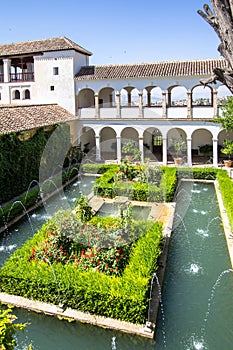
[216,97,233,132]
[75,195,94,222]
[122,140,141,161]
[0,304,32,350]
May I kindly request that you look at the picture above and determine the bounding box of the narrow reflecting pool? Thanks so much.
[1,180,233,349]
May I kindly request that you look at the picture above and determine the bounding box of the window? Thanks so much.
[53,67,59,75]
[13,90,20,99]
[0,92,1,100]
[50,86,54,91]
[24,89,30,99]
[153,135,162,146]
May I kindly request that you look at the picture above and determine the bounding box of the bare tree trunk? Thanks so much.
[198,1,233,93]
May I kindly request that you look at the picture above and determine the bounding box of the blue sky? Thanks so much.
[0,0,220,65]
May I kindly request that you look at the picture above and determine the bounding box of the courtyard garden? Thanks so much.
[0,162,233,328]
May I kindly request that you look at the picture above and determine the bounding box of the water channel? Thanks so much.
[0,178,233,349]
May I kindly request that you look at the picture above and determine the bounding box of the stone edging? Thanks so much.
[0,202,175,339]
[214,179,233,268]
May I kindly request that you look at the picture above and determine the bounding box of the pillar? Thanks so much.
[128,91,131,106]
[116,136,121,163]
[3,58,11,83]
[139,137,144,163]
[95,135,101,161]
[138,91,143,118]
[213,138,218,167]
[162,137,167,165]
[94,93,99,119]
[162,91,167,118]
[213,90,218,118]
[187,90,192,119]
[167,91,171,107]
[116,92,121,118]
[147,91,151,107]
[187,138,192,167]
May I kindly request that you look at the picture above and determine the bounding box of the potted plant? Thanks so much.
[221,139,233,167]
[170,137,187,166]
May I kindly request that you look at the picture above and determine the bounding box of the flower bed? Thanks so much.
[0,206,164,324]
[94,163,177,202]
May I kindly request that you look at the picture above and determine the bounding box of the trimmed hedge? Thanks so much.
[177,167,217,180]
[0,165,79,228]
[81,163,118,174]
[217,169,233,230]
[0,219,163,324]
[94,166,177,202]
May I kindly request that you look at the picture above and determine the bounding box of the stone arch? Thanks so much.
[143,127,163,161]
[79,126,96,160]
[218,129,233,160]
[23,89,31,99]
[98,87,114,108]
[120,87,139,106]
[13,89,20,100]
[121,127,139,157]
[100,127,117,160]
[77,88,95,108]
[167,128,187,161]
[191,128,213,163]
[168,86,187,107]
[192,85,212,106]
[217,85,232,105]
[143,86,162,106]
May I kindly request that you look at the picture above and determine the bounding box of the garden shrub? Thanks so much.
[94,165,177,202]
[177,167,217,180]
[0,216,163,324]
[82,163,118,174]
[217,169,233,230]
[0,165,79,228]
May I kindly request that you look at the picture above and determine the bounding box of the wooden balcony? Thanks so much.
[10,72,34,82]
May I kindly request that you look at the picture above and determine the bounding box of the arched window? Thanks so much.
[24,89,30,99]
[13,90,20,100]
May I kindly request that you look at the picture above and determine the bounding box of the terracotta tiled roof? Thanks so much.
[0,104,76,134]
[75,58,228,80]
[0,37,92,57]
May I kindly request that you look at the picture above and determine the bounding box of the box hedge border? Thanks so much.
[0,219,163,324]
[93,166,177,202]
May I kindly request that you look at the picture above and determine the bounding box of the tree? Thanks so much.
[198,1,233,93]
[122,140,141,161]
[216,96,233,131]
[0,304,32,350]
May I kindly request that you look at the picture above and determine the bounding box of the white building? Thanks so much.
[0,36,232,167]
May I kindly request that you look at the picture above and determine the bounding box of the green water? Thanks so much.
[1,180,233,349]
[155,181,233,349]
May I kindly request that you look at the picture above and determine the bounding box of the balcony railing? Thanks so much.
[10,72,34,82]
[78,105,216,120]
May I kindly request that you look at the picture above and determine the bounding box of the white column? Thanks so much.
[187,138,192,167]
[95,135,101,161]
[94,93,99,119]
[116,92,121,118]
[139,137,144,163]
[213,90,218,118]
[213,138,218,167]
[116,136,121,163]
[162,91,167,118]
[138,91,143,118]
[162,137,167,165]
[3,58,11,83]
[187,90,192,119]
